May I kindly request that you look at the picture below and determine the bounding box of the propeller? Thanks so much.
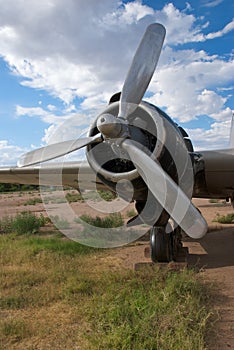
[118,23,166,119]
[17,133,102,167]
[17,22,207,239]
[121,139,207,239]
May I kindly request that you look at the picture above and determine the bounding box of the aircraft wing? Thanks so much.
[196,148,234,199]
[0,161,108,191]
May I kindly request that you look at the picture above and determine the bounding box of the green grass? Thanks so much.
[0,232,215,350]
[87,270,213,350]
[0,211,47,235]
[98,190,116,201]
[65,191,83,203]
[1,318,32,342]
[214,213,234,224]
[126,209,137,218]
[50,215,70,229]
[23,197,43,205]
[57,190,117,204]
[79,212,124,228]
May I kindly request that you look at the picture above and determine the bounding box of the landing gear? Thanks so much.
[231,193,234,209]
[150,225,182,263]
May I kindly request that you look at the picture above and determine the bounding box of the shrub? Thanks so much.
[126,209,137,218]
[12,211,46,235]
[98,190,116,202]
[65,192,83,203]
[215,213,234,224]
[50,215,70,229]
[0,216,14,234]
[209,199,219,204]
[24,197,43,205]
[0,211,47,235]
[79,212,124,228]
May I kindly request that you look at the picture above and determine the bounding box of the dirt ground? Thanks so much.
[0,191,234,349]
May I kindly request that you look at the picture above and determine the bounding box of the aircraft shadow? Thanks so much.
[184,227,234,269]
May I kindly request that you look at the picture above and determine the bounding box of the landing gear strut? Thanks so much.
[150,225,182,263]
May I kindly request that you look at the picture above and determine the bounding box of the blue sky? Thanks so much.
[0,0,233,166]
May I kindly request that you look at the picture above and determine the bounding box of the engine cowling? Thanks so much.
[86,100,191,204]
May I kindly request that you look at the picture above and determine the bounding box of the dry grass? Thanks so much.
[0,231,215,350]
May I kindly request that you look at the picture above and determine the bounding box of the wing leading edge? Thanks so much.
[0,161,107,191]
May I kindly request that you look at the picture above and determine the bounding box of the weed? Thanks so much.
[0,211,47,235]
[126,209,137,217]
[50,215,70,229]
[98,190,116,201]
[23,236,97,256]
[65,191,83,203]
[23,197,43,205]
[63,276,96,300]
[209,199,219,203]
[214,213,234,224]
[0,215,14,234]
[79,212,124,228]
[13,211,47,234]
[86,269,213,350]
[0,234,214,350]
[209,199,227,206]
[1,318,32,341]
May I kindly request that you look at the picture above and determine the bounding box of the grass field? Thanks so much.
[0,228,215,350]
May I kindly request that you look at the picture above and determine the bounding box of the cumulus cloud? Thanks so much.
[15,105,63,124]
[146,49,233,122]
[187,119,231,150]
[15,105,94,145]
[1,0,233,106]
[0,0,233,159]
[0,140,26,166]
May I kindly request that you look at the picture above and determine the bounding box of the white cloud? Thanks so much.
[187,118,231,151]
[47,104,57,112]
[146,43,233,122]
[102,1,154,26]
[15,105,94,145]
[15,105,64,124]
[0,140,26,166]
[202,0,224,8]
[0,0,233,156]
[42,116,91,145]
[197,89,227,115]
[1,0,233,107]
[206,19,234,39]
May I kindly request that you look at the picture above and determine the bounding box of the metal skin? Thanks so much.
[17,133,102,167]
[87,99,207,239]
[87,100,182,202]
[118,23,166,118]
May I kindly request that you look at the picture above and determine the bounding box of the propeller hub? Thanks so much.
[97,113,129,139]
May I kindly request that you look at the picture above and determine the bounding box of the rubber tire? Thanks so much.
[150,227,170,263]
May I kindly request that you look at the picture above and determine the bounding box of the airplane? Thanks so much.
[0,23,234,263]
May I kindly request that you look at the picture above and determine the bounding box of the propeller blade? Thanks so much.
[121,139,207,239]
[17,133,102,167]
[118,23,166,119]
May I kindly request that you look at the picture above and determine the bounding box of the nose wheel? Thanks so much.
[150,225,182,263]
